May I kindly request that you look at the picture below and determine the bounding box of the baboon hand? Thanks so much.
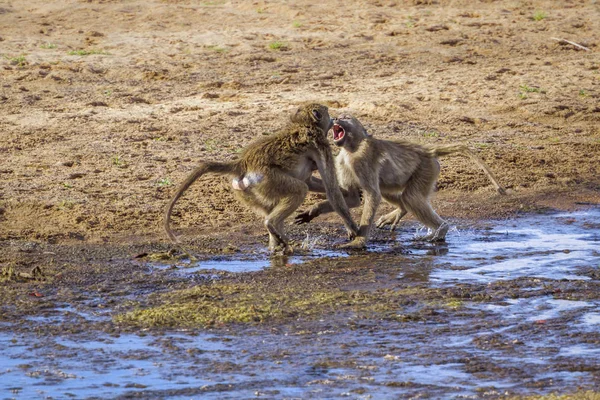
[346,226,357,240]
[294,209,315,225]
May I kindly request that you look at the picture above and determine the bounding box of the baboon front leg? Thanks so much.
[341,183,381,249]
[294,188,361,225]
[376,192,408,231]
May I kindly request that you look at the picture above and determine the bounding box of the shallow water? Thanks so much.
[430,209,599,284]
[1,210,599,399]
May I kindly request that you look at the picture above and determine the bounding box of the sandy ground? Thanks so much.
[0,0,599,248]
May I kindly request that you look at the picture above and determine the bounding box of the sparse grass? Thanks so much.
[292,20,303,28]
[200,0,226,5]
[103,89,112,97]
[6,55,27,66]
[0,264,17,283]
[206,45,228,53]
[505,390,600,400]
[444,299,464,309]
[532,10,547,21]
[61,183,73,189]
[40,42,57,49]
[519,84,545,99]
[204,139,219,152]
[268,41,288,51]
[157,177,173,187]
[422,130,439,138]
[113,276,465,329]
[114,283,377,328]
[520,84,541,93]
[256,7,265,13]
[579,89,588,97]
[57,200,75,210]
[67,49,109,56]
[112,155,126,168]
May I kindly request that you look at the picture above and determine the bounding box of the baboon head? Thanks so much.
[290,103,332,133]
[332,114,369,147]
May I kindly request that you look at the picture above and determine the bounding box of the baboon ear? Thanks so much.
[311,109,322,122]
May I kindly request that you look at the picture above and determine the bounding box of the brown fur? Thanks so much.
[164,104,358,254]
[295,114,506,248]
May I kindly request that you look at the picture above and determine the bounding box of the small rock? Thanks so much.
[87,31,104,37]
[68,172,86,179]
[88,64,106,74]
[128,96,150,104]
[440,38,462,46]
[426,25,449,32]
[88,101,108,107]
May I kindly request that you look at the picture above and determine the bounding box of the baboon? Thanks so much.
[294,114,506,248]
[164,103,359,255]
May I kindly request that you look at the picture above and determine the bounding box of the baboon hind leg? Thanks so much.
[262,174,308,255]
[401,168,449,242]
[376,192,408,231]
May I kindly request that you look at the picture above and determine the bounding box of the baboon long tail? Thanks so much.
[164,161,240,243]
[427,144,507,195]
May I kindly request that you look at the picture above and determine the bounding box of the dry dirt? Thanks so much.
[1,0,599,249]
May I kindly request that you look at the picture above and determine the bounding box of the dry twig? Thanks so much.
[551,37,591,51]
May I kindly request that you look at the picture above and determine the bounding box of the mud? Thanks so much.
[1,0,600,398]
[2,210,600,398]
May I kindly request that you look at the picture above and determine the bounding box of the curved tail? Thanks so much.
[427,144,506,195]
[164,161,240,243]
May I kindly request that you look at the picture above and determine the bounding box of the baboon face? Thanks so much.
[291,103,332,132]
[332,114,369,147]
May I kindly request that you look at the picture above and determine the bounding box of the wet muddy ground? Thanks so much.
[1,209,599,399]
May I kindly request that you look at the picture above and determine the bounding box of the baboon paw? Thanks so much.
[339,238,367,250]
[415,233,446,243]
[272,246,294,256]
[282,245,294,256]
[270,244,294,256]
[376,216,394,229]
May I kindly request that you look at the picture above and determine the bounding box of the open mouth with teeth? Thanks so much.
[332,124,345,142]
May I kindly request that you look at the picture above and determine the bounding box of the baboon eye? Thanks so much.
[312,110,322,120]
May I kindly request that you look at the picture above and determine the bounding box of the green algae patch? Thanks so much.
[114,281,397,328]
[113,255,491,329]
[112,255,456,329]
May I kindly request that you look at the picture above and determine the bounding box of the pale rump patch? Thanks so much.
[232,172,264,191]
